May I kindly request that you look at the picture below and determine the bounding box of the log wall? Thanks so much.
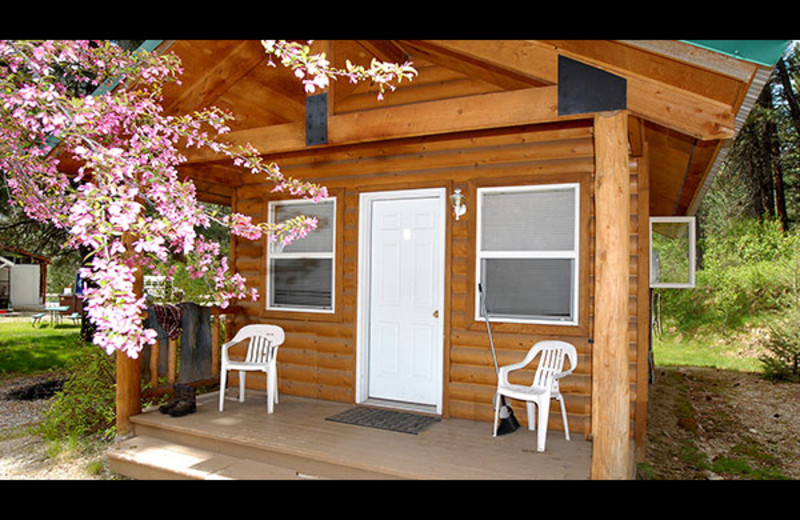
[228,119,649,439]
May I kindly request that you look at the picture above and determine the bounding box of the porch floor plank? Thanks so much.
[115,390,592,480]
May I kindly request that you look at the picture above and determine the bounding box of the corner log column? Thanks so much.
[116,234,143,439]
[591,110,631,479]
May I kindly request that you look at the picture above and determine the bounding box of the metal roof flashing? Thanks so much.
[682,40,790,67]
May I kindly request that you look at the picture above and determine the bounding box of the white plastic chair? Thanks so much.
[218,324,285,414]
[493,340,577,452]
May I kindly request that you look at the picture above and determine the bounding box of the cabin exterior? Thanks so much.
[109,40,787,479]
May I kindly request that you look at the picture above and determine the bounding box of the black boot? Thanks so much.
[158,384,181,414]
[168,383,196,417]
[158,384,196,416]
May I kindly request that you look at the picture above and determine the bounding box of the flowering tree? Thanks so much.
[0,40,416,359]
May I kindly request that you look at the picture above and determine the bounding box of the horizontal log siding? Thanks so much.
[230,121,644,438]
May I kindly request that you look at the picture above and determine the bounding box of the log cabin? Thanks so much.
[108,40,788,479]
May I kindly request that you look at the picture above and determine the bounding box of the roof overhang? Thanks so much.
[54,39,793,217]
[681,40,789,214]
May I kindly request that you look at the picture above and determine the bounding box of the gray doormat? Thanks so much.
[325,406,441,435]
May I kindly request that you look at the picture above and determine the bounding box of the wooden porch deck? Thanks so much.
[109,390,592,480]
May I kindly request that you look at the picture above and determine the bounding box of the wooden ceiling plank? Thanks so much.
[400,40,546,90]
[356,40,411,64]
[164,40,267,116]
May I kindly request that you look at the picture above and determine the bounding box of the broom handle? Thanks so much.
[478,284,500,375]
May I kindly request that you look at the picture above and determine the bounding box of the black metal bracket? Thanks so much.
[558,56,627,116]
[306,92,328,146]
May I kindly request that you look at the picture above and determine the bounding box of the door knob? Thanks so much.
[433,310,439,318]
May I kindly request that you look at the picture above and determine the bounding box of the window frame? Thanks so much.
[474,183,581,326]
[265,197,337,314]
[649,216,696,289]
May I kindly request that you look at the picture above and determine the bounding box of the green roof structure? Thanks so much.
[683,40,791,66]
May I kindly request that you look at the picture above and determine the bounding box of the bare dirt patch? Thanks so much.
[644,366,800,480]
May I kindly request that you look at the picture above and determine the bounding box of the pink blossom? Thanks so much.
[1,39,414,358]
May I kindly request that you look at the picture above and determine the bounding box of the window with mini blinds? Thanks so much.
[475,184,580,325]
[266,198,336,313]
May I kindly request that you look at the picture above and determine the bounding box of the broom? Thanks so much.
[478,283,519,435]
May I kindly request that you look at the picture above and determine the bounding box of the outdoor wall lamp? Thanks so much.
[450,189,467,220]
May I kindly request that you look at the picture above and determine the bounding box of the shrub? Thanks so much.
[761,311,800,382]
[660,217,798,333]
[36,342,118,441]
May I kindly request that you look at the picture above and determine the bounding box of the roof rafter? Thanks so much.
[403,39,740,140]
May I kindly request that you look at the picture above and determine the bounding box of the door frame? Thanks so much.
[355,188,447,414]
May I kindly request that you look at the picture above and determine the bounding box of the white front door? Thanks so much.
[358,189,445,411]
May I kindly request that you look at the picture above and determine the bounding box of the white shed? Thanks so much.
[0,248,48,310]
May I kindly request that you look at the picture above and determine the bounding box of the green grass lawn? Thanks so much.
[0,314,768,377]
[0,320,84,375]
[653,329,764,372]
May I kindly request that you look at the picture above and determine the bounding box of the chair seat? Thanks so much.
[497,383,548,402]
[224,361,269,372]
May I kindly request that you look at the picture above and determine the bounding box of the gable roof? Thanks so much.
[70,40,791,216]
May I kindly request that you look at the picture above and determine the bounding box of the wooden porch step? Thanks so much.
[108,393,402,480]
[108,435,326,480]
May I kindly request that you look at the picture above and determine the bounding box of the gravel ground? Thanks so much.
[0,373,120,480]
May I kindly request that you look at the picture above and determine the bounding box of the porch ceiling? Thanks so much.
[151,39,786,216]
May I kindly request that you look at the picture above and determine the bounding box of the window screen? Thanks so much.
[267,199,335,312]
[476,184,579,325]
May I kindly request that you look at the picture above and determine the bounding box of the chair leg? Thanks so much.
[536,398,551,452]
[265,366,273,414]
[273,368,279,404]
[558,395,570,441]
[270,363,278,405]
[239,371,246,402]
[526,402,536,432]
[492,393,500,437]
[218,369,227,412]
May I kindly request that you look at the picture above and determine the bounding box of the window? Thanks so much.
[266,198,336,312]
[476,184,580,325]
[649,216,696,288]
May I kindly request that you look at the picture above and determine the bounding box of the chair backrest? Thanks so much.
[230,325,285,365]
[531,340,575,391]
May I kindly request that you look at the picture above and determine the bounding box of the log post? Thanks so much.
[211,314,221,377]
[591,110,631,479]
[115,236,143,439]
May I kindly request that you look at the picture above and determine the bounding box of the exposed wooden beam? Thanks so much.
[407,40,736,140]
[183,86,582,163]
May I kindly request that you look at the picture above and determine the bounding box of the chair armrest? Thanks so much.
[497,348,541,384]
[554,350,578,381]
[220,340,238,363]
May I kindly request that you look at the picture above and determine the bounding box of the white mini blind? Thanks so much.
[267,198,336,312]
[476,184,579,325]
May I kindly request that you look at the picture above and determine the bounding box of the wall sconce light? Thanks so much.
[450,189,466,220]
